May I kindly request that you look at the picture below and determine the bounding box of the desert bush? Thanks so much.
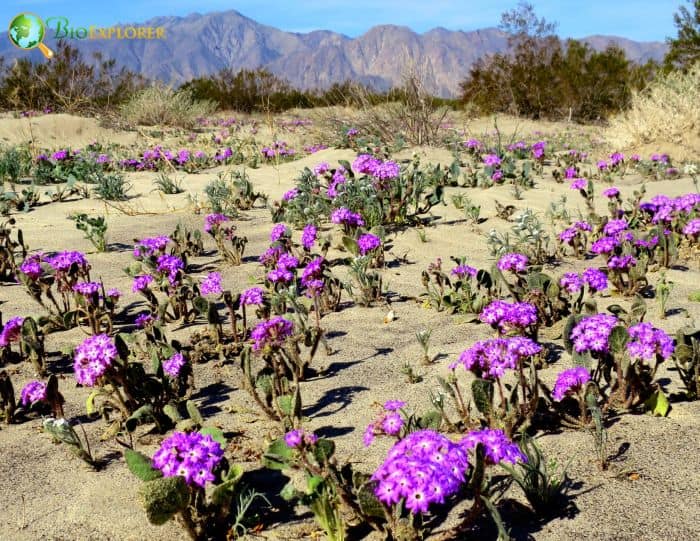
[92,171,132,201]
[0,41,143,112]
[606,63,700,152]
[182,67,313,113]
[120,84,216,128]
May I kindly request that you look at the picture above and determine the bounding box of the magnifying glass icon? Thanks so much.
[8,12,55,59]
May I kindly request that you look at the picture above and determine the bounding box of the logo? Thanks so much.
[8,12,54,59]
[8,12,165,59]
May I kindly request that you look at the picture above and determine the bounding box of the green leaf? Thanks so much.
[312,438,335,464]
[125,449,162,482]
[210,464,244,506]
[200,426,227,447]
[263,438,293,470]
[644,389,670,417]
[341,235,359,256]
[472,378,494,416]
[126,404,155,432]
[86,390,100,415]
[306,474,325,494]
[608,326,629,355]
[185,400,204,426]
[163,403,182,423]
[139,476,189,525]
[280,480,300,502]
[357,482,385,518]
[192,296,209,315]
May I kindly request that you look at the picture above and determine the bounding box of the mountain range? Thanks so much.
[0,10,668,97]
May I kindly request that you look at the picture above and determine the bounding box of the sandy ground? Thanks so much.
[1,115,699,541]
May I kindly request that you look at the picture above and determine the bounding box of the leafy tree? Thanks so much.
[665,0,700,70]
[460,4,656,121]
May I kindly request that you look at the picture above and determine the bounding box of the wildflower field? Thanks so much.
[0,109,699,541]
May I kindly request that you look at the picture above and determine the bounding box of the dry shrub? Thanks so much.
[313,65,452,146]
[607,64,700,153]
[119,83,217,128]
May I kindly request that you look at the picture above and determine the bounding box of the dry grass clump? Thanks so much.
[607,64,700,154]
[119,83,217,128]
[311,66,456,146]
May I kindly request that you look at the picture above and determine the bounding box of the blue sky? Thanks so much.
[2,0,686,41]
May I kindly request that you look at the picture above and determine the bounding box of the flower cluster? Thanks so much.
[132,274,154,292]
[135,312,156,328]
[479,300,538,333]
[156,254,185,286]
[570,314,618,354]
[200,272,223,295]
[267,253,299,284]
[371,429,470,513]
[626,322,674,362]
[451,264,477,278]
[607,254,637,270]
[20,254,43,280]
[20,380,47,406]
[0,316,24,347]
[461,428,527,465]
[301,224,317,250]
[73,334,118,386]
[357,233,381,255]
[552,367,591,401]
[331,207,365,228]
[73,281,101,297]
[163,352,187,377]
[240,287,264,306]
[46,250,88,272]
[152,431,224,488]
[497,253,528,273]
[558,221,592,245]
[133,236,171,258]
[603,219,629,237]
[251,316,294,351]
[560,268,608,293]
[451,337,542,379]
[352,154,400,179]
[204,213,230,233]
[683,218,700,237]
[300,257,325,296]
[270,223,290,242]
[284,428,318,448]
[363,400,406,447]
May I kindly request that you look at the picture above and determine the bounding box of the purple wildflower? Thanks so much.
[357,233,381,255]
[132,274,154,292]
[372,430,470,513]
[240,287,264,306]
[497,253,529,273]
[301,224,317,250]
[162,352,187,377]
[73,334,118,386]
[461,428,526,465]
[570,314,618,353]
[251,317,294,351]
[552,367,591,401]
[200,272,223,295]
[0,316,24,347]
[626,323,674,362]
[152,431,224,487]
[20,380,47,406]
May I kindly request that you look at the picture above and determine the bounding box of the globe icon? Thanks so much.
[8,12,45,50]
